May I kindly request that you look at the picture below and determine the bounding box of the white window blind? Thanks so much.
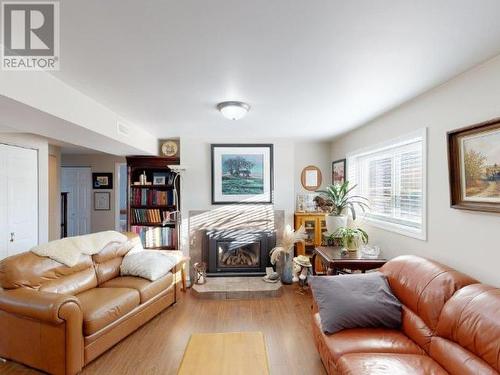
[347,129,426,240]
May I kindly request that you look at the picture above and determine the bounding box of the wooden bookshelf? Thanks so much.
[126,156,180,250]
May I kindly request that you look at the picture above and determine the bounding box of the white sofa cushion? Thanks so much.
[120,250,178,281]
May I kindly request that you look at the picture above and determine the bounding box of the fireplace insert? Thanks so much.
[202,229,275,276]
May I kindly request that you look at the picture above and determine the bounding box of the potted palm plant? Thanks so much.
[316,181,369,235]
[333,227,369,252]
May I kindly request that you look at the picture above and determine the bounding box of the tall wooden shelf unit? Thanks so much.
[126,156,180,250]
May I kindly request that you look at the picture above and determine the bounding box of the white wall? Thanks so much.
[0,133,49,245]
[61,154,126,233]
[331,55,500,286]
[180,138,295,224]
[180,138,330,255]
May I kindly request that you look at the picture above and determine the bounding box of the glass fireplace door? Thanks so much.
[216,240,261,269]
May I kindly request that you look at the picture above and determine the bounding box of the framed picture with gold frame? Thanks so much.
[300,165,322,191]
[448,117,500,213]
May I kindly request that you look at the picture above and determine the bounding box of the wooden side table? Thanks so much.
[312,246,386,275]
[178,256,190,291]
[159,251,189,292]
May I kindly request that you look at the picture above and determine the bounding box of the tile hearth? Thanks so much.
[191,277,282,299]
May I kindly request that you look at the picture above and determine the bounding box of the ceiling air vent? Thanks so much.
[117,121,130,136]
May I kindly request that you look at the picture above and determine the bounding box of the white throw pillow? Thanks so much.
[127,236,145,255]
[120,250,177,281]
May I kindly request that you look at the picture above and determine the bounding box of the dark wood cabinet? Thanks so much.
[126,156,180,250]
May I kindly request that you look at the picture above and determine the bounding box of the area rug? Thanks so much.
[177,332,270,374]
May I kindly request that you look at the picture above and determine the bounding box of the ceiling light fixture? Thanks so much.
[217,101,250,120]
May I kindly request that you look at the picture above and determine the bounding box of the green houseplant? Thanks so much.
[333,227,369,252]
[316,181,369,234]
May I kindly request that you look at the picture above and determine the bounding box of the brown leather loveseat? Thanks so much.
[312,255,500,375]
[0,233,184,375]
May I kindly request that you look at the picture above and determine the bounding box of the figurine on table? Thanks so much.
[193,262,207,285]
[293,255,312,293]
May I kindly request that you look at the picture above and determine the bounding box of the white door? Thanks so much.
[0,144,39,258]
[61,167,91,236]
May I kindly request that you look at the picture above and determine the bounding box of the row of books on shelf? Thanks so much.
[130,226,173,248]
[131,208,172,224]
[130,188,174,206]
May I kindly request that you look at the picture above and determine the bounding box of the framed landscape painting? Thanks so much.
[448,118,500,212]
[211,144,273,204]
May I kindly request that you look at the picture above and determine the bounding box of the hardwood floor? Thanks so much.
[0,285,326,375]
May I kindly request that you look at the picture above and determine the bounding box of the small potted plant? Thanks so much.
[316,181,369,235]
[333,227,369,252]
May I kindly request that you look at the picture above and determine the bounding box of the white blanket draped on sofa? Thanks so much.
[31,231,130,267]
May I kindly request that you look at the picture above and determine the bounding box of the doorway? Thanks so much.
[61,167,91,236]
[115,162,128,232]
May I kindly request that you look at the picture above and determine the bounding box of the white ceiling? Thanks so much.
[54,0,500,140]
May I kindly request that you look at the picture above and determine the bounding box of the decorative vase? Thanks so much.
[277,252,294,284]
[326,214,347,235]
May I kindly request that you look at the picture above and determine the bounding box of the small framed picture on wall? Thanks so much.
[93,173,113,189]
[332,159,346,185]
[94,192,111,210]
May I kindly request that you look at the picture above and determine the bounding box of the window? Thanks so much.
[347,129,426,240]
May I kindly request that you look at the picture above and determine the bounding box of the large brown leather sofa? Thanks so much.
[0,233,184,375]
[312,255,500,375]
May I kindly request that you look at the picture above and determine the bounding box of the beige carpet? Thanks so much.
[177,332,270,374]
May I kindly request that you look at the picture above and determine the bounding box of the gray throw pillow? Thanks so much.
[309,272,402,334]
